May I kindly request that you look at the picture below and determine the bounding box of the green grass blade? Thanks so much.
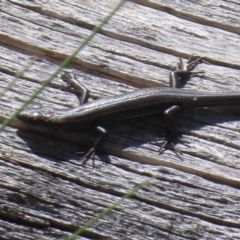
[67,179,150,240]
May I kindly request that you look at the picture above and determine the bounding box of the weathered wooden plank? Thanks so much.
[1,127,240,239]
[1,126,240,224]
[135,0,240,33]
[1,0,240,239]
[0,220,86,240]
[5,0,240,65]
[1,45,240,181]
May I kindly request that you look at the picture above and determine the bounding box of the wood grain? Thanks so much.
[1,0,240,239]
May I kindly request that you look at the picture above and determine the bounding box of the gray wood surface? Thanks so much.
[1,0,240,239]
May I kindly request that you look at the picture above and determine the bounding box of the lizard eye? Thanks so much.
[41,106,55,118]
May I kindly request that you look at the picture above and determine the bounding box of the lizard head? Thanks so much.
[18,103,56,125]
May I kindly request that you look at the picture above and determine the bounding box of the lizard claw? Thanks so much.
[154,129,187,158]
[77,147,96,167]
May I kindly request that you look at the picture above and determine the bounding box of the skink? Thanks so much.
[18,56,237,164]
